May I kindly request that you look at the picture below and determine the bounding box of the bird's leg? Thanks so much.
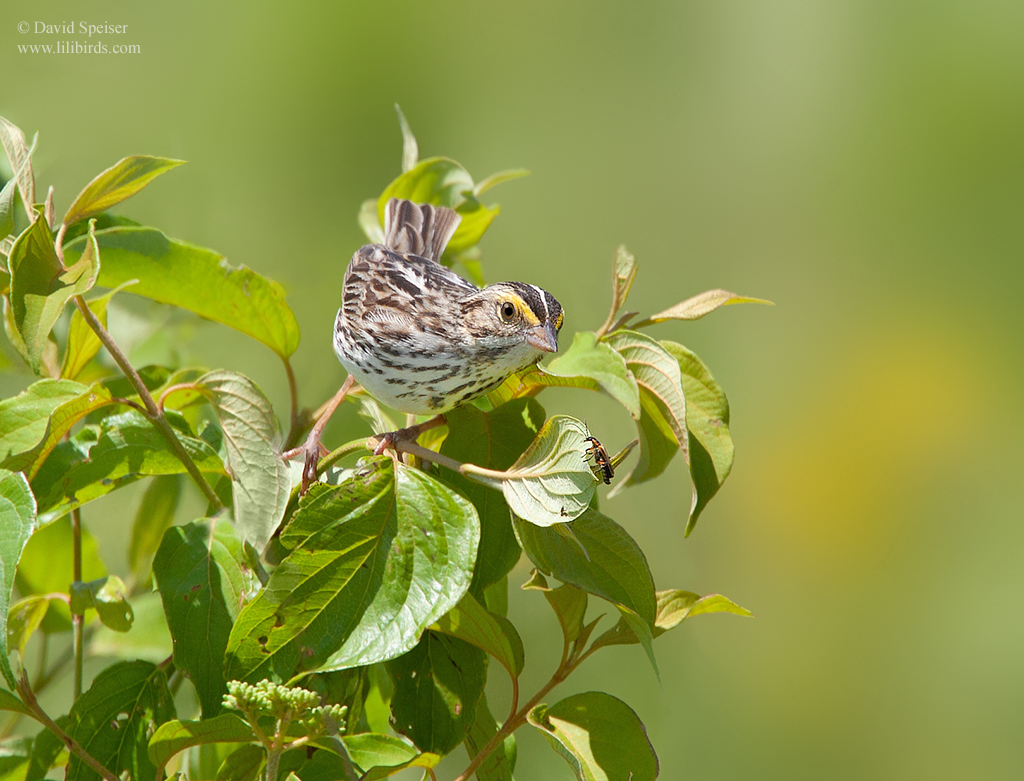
[372,414,447,456]
[283,374,355,494]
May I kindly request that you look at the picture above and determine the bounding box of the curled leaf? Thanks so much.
[0,116,35,221]
[69,575,134,632]
[196,370,290,553]
[634,288,773,327]
[605,331,691,510]
[662,340,734,535]
[8,211,99,373]
[394,104,418,174]
[598,245,638,336]
[590,588,752,652]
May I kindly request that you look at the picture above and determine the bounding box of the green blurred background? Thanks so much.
[2,1,1022,778]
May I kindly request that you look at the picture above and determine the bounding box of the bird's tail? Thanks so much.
[382,198,461,262]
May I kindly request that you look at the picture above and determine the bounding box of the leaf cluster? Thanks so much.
[0,110,763,781]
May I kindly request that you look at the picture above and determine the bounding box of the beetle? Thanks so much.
[583,434,614,485]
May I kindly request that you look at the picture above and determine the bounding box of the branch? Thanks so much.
[70,507,83,701]
[16,675,119,781]
[282,357,300,448]
[454,659,572,781]
[72,295,223,510]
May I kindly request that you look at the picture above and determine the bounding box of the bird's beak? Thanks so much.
[525,320,559,353]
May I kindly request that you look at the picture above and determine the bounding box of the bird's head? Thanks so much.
[462,281,564,357]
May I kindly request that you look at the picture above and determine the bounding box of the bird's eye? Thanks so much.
[500,301,517,322]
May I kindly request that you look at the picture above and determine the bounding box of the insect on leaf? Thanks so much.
[465,415,596,527]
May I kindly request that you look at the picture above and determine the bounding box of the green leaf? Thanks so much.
[515,510,655,623]
[215,744,263,781]
[65,660,176,781]
[15,515,105,633]
[185,747,235,781]
[225,459,479,681]
[545,332,640,418]
[522,570,588,646]
[0,736,31,780]
[0,116,35,221]
[61,283,129,381]
[60,212,140,245]
[431,591,524,679]
[363,665,393,736]
[0,469,35,688]
[0,379,91,461]
[663,591,752,622]
[99,364,174,402]
[514,507,658,675]
[6,595,49,659]
[605,331,687,451]
[297,733,440,781]
[604,331,690,505]
[147,713,256,772]
[1,381,114,479]
[0,688,29,717]
[291,750,347,781]
[63,156,184,227]
[484,365,586,407]
[63,226,300,359]
[386,631,487,756]
[196,371,290,553]
[439,399,544,594]
[153,520,253,718]
[468,415,596,527]
[527,692,658,781]
[357,199,385,245]
[611,246,637,312]
[8,211,98,373]
[340,733,418,774]
[599,245,638,335]
[357,754,439,781]
[590,589,753,652]
[661,341,733,535]
[473,169,530,197]
[465,693,516,781]
[377,158,499,259]
[634,288,773,326]
[31,409,226,522]
[393,104,418,174]
[69,575,133,632]
[0,179,16,245]
[90,591,173,663]
[128,475,182,580]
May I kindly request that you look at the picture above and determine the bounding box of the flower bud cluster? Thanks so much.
[224,679,347,731]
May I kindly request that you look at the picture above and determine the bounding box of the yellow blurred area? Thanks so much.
[749,322,998,566]
[2,1,1021,778]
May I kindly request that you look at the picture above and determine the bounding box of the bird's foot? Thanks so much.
[371,415,447,457]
